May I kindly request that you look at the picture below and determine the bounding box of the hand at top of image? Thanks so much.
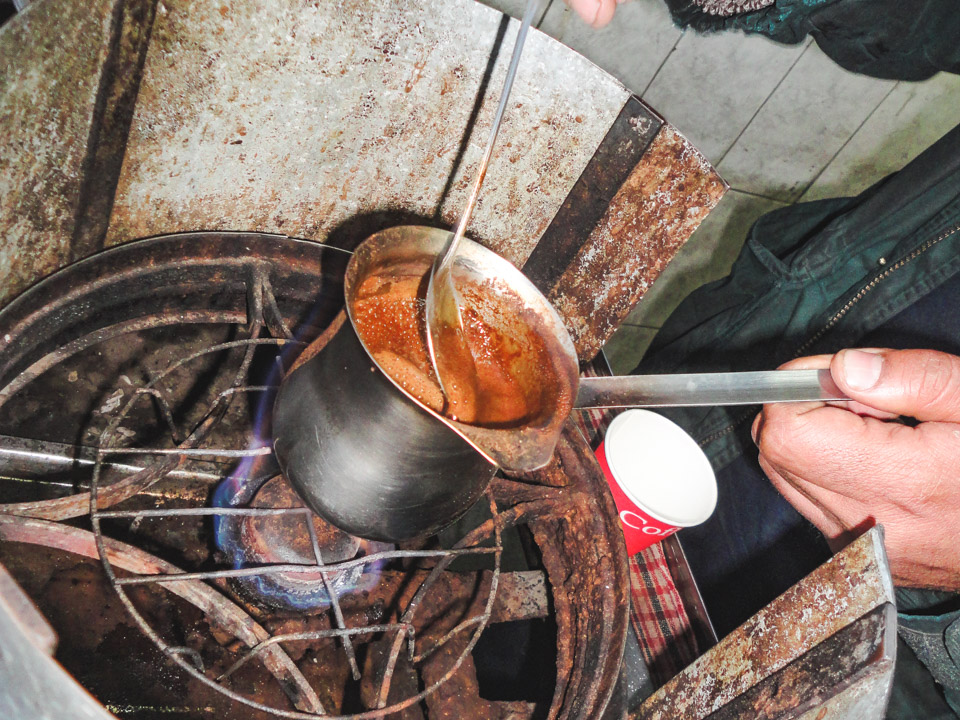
[565,0,623,28]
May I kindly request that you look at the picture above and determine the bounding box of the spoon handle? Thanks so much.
[434,0,542,271]
[575,369,849,409]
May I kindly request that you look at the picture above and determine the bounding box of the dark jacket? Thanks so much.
[636,122,960,470]
[664,0,960,81]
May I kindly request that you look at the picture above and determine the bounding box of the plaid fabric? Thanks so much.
[627,545,701,683]
[575,364,701,686]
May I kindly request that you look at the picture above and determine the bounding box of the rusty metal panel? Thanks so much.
[0,0,117,308]
[522,96,663,293]
[548,124,728,362]
[491,570,550,623]
[792,661,895,720]
[791,644,895,720]
[708,604,896,720]
[633,527,895,720]
[105,0,629,267]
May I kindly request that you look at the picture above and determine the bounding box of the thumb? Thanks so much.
[831,348,960,422]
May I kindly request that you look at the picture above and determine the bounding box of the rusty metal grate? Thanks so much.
[0,232,629,720]
[84,330,506,718]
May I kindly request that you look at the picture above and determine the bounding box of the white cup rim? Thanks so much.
[603,409,717,527]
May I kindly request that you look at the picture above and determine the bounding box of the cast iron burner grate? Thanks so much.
[0,232,628,720]
[88,336,507,718]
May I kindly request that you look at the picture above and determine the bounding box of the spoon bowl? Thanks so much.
[425,0,542,398]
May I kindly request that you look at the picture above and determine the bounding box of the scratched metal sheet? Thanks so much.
[633,527,895,720]
[549,124,728,361]
[794,665,894,720]
[0,0,116,309]
[105,0,630,267]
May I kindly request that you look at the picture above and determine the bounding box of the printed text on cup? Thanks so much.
[619,510,678,537]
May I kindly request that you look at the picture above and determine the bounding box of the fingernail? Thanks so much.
[841,349,883,391]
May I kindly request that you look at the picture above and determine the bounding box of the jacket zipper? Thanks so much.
[697,222,960,450]
[793,223,960,357]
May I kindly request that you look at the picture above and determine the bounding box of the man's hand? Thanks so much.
[752,348,960,590]
[565,0,622,28]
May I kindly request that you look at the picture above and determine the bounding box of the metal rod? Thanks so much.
[136,387,184,444]
[305,516,361,681]
[412,614,485,664]
[94,507,312,519]
[218,624,415,682]
[575,369,848,409]
[113,547,498,585]
[254,268,294,340]
[0,434,224,482]
[96,446,272,458]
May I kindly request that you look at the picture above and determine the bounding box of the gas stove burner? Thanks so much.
[0,232,628,719]
[76,274,506,717]
[208,379,393,612]
[215,473,389,613]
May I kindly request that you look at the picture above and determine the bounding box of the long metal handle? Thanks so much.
[575,369,848,409]
[425,0,542,395]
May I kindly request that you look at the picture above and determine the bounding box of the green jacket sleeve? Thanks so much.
[897,588,960,715]
[663,0,960,81]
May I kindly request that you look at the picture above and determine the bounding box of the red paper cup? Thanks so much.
[596,410,717,555]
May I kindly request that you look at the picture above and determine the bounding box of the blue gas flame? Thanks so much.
[211,338,388,612]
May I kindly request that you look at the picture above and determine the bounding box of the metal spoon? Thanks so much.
[425,0,542,406]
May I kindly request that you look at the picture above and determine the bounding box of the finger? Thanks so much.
[753,401,924,498]
[777,354,834,371]
[758,454,844,538]
[775,353,896,417]
[831,348,960,423]
[565,0,618,27]
[751,411,762,444]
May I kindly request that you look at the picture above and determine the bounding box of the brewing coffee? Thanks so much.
[351,260,564,428]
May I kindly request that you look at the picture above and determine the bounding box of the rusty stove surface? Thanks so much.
[0,232,631,719]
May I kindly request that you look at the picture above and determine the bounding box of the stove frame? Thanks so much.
[0,231,630,719]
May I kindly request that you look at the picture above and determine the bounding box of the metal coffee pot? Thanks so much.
[271,225,579,542]
[272,225,845,542]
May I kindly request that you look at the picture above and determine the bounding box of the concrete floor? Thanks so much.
[481,0,960,373]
